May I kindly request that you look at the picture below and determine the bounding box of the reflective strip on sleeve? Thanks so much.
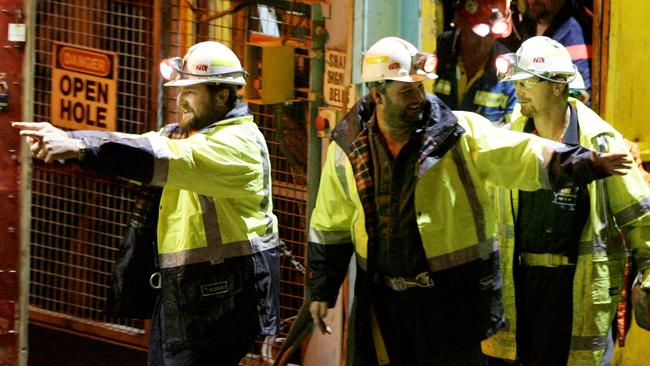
[427,237,499,272]
[570,335,608,351]
[159,232,279,268]
[614,196,650,227]
[252,127,277,237]
[434,79,451,95]
[308,227,352,245]
[147,135,171,185]
[473,91,508,109]
[452,145,486,242]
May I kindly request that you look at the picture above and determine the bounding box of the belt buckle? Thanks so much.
[387,277,409,291]
[415,272,434,288]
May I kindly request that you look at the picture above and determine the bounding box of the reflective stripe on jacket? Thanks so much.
[481,98,650,365]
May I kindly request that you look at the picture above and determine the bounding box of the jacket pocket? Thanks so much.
[161,258,258,352]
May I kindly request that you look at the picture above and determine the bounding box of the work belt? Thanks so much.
[519,252,575,267]
[383,271,435,291]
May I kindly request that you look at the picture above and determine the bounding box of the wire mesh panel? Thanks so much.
[31,0,155,348]
[29,0,314,359]
[251,103,308,319]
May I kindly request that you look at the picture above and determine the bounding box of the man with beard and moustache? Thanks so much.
[306,36,631,366]
[482,36,650,366]
[13,41,280,366]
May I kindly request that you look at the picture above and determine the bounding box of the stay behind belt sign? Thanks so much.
[51,43,118,131]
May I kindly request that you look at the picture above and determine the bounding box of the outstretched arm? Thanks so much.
[13,122,84,162]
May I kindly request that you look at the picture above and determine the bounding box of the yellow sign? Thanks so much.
[324,50,349,108]
[50,43,118,131]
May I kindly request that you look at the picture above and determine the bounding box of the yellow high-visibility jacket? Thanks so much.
[70,103,280,347]
[481,98,650,365]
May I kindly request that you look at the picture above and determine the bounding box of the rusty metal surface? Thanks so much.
[0,0,25,363]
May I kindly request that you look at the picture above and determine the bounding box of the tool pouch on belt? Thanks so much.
[160,257,259,352]
[104,186,161,319]
[632,271,650,330]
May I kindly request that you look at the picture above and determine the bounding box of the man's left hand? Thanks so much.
[12,122,84,163]
[592,152,632,176]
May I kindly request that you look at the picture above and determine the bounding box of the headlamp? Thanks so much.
[413,53,438,74]
[495,53,517,80]
[159,57,183,81]
[489,6,508,36]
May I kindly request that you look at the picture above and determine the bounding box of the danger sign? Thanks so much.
[51,43,117,131]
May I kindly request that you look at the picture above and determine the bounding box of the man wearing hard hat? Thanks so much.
[306,36,630,365]
[14,41,280,366]
[435,0,517,125]
[482,36,650,366]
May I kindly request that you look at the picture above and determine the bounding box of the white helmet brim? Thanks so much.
[385,72,438,82]
[164,77,246,87]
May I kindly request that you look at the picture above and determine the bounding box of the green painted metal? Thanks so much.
[306,3,326,221]
[352,0,421,84]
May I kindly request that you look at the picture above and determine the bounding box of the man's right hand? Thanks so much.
[12,122,84,162]
[309,301,332,335]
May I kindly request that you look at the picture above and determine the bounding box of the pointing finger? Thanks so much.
[19,130,46,139]
[12,122,51,131]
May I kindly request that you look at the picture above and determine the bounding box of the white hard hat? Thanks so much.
[495,36,577,83]
[160,41,247,86]
[361,37,438,83]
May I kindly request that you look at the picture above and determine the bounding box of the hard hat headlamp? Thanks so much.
[414,53,438,74]
[459,0,512,38]
[159,56,248,82]
[489,6,509,36]
[495,53,517,80]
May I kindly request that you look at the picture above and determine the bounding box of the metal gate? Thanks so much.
[28,0,316,362]
[30,0,158,349]
[0,0,27,364]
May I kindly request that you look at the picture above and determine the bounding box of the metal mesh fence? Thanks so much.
[29,0,313,359]
[31,0,155,347]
